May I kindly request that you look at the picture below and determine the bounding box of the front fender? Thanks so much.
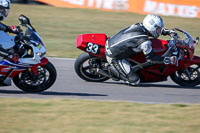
[39,57,49,66]
[31,57,49,75]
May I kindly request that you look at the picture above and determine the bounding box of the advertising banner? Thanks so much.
[36,0,130,10]
[36,0,200,18]
[142,0,200,18]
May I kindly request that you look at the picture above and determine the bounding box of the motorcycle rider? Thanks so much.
[105,14,177,85]
[0,0,21,62]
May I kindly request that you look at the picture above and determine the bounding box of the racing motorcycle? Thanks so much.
[74,28,200,87]
[0,14,57,92]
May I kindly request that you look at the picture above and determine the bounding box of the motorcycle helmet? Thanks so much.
[0,0,10,21]
[143,14,164,39]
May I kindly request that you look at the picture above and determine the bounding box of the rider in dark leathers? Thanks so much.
[0,0,21,62]
[105,14,177,85]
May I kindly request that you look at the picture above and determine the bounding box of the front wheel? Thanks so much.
[170,64,200,87]
[13,61,57,93]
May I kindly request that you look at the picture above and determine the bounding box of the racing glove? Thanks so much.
[7,25,22,34]
[162,28,177,36]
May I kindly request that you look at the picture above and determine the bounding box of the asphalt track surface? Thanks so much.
[0,58,200,104]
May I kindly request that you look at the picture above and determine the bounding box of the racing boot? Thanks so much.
[111,59,140,85]
[126,70,140,86]
[107,66,121,81]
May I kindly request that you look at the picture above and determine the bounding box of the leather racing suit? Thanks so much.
[105,23,175,84]
[0,22,20,61]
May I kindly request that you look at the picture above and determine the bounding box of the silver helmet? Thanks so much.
[0,0,10,21]
[143,14,164,38]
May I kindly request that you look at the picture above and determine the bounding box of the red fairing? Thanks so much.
[178,56,200,69]
[77,33,106,58]
[176,43,195,60]
[0,66,15,76]
[39,57,49,66]
[151,39,168,56]
[130,39,175,82]
[0,65,25,78]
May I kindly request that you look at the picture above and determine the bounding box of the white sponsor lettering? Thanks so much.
[62,0,128,10]
[166,4,176,15]
[88,0,103,8]
[156,2,166,15]
[62,0,84,6]
[144,0,199,18]
[144,0,157,13]
[103,0,113,9]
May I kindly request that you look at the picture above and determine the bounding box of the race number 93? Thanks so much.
[85,42,101,54]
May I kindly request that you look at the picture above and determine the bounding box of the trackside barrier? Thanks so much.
[36,0,200,18]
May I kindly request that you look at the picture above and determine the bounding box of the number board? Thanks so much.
[85,42,101,54]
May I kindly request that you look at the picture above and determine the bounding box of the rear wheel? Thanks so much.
[13,62,57,93]
[170,64,200,87]
[74,52,109,82]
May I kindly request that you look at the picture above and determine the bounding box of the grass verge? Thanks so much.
[0,98,200,133]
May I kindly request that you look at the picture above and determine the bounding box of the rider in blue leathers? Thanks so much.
[0,0,22,62]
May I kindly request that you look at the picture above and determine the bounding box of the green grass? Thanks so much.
[0,98,200,133]
[5,4,200,58]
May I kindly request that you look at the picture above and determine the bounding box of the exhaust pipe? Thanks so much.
[96,68,128,81]
[95,68,110,78]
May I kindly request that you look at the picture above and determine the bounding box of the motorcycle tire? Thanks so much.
[170,64,200,87]
[74,52,110,82]
[13,61,57,93]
